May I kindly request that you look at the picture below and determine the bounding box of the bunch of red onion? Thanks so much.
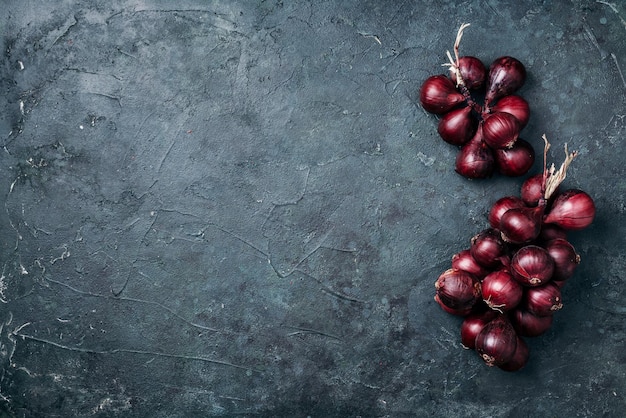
[419,24,533,179]
[434,137,596,371]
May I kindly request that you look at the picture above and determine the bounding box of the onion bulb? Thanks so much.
[498,336,529,372]
[455,127,495,179]
[485,56,527,105]
[494,138,535,177]
[475,316,518,367]
[510,245,555,287]
[482,112,520,149]
[434,269,482,312]
[490,95,530,128]
[523,282,563,316]
[437,106,477,146]
[419,75,465,114]
[481,270,523,312]
[450,56,487,90]
[543,189,596,230]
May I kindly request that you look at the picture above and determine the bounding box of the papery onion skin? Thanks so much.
[420,75,466,114]
[482,270,524,312]
[511,245,555,287]
[490,95,530,128]
[452,249,489,279]
[499,205,544,244]
[460,311,498,349]
[450,56,487,90]
[543,189,596,230]
[482,112,520,149]
[434,294,474,316]
[523,282,563,316]
[470,229,508,269]
[494,138,535,177]
[498,336,529,372]
[489,196,525,230]
[475,316,518,367]
[510,308,553,337]
[455,128,495,179]
[485,56,527,105]
[435,269,482,311]
[544,238,580,282]
[437,106,477,146]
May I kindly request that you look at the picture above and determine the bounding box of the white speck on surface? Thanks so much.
[416,152,435,167]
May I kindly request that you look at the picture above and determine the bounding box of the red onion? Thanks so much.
[523,282,563,316]
[498,336,529,372]
[437,106,477,146]
[481,270,523,312]
[455,127,495,179]
[419,75,465,114]
[434,269,482,311]
[499,205,544,244]
[510,245,555,287]
[520,173,546,207]
[544,238,580,282]
[494,138,535,177]
[485,56,526,105]
[490,95,530,128]
[475,316,518,367]
[510,308,553,337]
[482,112,520,149]
[451,249,489,279]
[450,56,487,90]
[538,224,568,242]
[460,311,497,349]
[470,228,508,269]
[543,189,595,230]
[434,294,473,316]
[488,196,525,230]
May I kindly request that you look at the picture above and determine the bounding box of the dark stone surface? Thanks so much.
[1,1,625,417]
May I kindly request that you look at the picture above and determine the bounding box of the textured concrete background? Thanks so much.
[1,1,625,417]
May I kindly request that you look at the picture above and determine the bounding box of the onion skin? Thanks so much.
[499,205,544,244]
[420,75,466,114]
[489,196,525,230]
[437,106,477,146]
[475,316,518,367]
[494,138,535,177]
[450,56,487,90]
[470,229,508,269]
[455,128,495,179]
[482,112,520,149]
[544,238,580,282]
[434,294,473,316]
[498,336,529,372]
[538,224,568,243]
[511,245,555,287]
[523,282,563,316]
[510,308,553,337]
[460,311,498,349]
[520,173,545,207]
[451,249,489,279]
[490,95,530,128]
[485,56,527,105]
[543,189,596,230]
[434,269,482,311]
[482,270,523,312]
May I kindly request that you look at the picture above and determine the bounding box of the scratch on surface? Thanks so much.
[284,325,341,340]
[45,277,219,332]
[610,53,626,91]
[582,22,608,60]
[11,331,260,372]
